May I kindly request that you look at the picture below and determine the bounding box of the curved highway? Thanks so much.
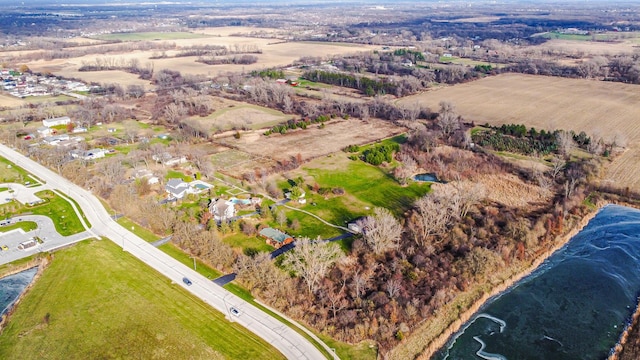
[0,143,328,360]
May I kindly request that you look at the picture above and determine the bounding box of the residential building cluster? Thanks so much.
[1,69,92,98]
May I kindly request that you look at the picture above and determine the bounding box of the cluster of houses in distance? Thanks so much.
[1,69,92,98]
[30,114,301,250]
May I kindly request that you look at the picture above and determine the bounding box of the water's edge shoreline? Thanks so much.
[413,205,603,360]
[609,297,640,360]
[0,257,50,333]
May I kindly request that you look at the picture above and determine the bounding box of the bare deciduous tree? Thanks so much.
[276,210,287,227]
[234,252,283,292]
[282,237,343,293]
[357,207,402,255]
[556,130,575,157]
[409,190,459,249]
[385,278,402,299]
[164,103,187,124]
[436,101,460,138]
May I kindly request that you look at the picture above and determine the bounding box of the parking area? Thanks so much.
[0,183,47,206]
[0,215,94,265]
[0,228,41,258]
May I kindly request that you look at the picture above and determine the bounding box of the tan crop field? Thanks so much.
[398,73,640,192]
[22,27,377,87]
[534,32,640,56]
[214,118,403,177]
[227,118,402,159]
[0,94,27,108]
[201,104,293,133]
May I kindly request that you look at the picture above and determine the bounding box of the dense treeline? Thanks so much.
[196,54,258,65]
[303,70,398,96]
[472,124,560,155]
[472,124,601,156]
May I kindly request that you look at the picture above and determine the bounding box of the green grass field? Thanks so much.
[0,157,32,183]
[0,221,36,233]
[94,31,211,41]
[31,191,87,235]
[117,216,161,242]
[0,240,284,360]
[20,95,74,104]
[303,156,430,218]
[535,31,614,41]
[0,190,86,236]
[222,233,273,253]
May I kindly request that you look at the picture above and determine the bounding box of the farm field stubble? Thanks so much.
[221,118,404,164]
[398,73,640,192]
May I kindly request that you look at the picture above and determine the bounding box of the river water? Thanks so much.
[436,205,640,360]
[0,267,37,316]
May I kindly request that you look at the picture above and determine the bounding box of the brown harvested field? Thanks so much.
[0,94,26,108]
[535,37,640,56]
[23,27,376,86]
[398,73,640,192]
[214,118,403,176]
[204,105,293,132]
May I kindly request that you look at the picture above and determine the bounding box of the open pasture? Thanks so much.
[223,118,404,163]
[93,31,212,41]
[534,32,640,56]
[0,94,26,108]
[399,73,640,191]
[197,103,293,133]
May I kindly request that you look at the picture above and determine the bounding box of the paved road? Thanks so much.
[0,144,328,360]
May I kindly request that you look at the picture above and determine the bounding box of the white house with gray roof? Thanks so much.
[165,178,190,199]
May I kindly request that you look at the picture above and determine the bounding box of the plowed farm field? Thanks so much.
[399,74,640,192]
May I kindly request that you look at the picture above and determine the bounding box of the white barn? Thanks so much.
[42,116,71,128]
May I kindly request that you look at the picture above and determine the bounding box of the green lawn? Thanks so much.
[0,157,33,183]
[117,216,161,242]
[158,242,223,279]
[319,336,377,360]
[21,95,73,104]
[276,206,343,239]
[0,240,283,360]
[296,79,332,88]
[536,31,614,41]
[0,221,36,233]
[165,169,191,182]
[30,191,87,235]
[222,233,273,253]
[94,31,211,41]
[304,156,430,218]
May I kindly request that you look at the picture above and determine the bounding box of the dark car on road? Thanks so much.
[230,307,240,316]
[182,277,192,286]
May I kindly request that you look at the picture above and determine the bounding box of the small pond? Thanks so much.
[413,173,440,182]
[0,267,38,316]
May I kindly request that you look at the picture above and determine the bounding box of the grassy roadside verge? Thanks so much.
[155,241,337,359]
[224,282,337,360]
[30,191,86,235]
[0,239,284,359]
